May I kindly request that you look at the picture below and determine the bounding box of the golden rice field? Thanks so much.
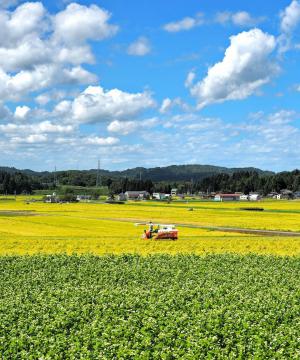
[0,196,299,256]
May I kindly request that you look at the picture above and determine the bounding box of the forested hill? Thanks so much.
[0,164,273,182]
[108,165,273,181]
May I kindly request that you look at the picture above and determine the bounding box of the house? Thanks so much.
[280,189,294,199]
[294,191,300,199]
[214,194,240,202]
[152,193,170,200]
[76,195,91,202]
[44,193,58,203]
[249,193,262,201]
[117,193,126,201]
[171,188,178,196]
[125,191,150,200]
[240,194,249,201]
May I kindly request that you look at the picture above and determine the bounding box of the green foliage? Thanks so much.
[0,254,299,359]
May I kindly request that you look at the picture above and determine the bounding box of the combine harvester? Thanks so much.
[135,223,178,240]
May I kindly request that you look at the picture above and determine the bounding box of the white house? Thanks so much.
[249,193,261,201]
[240,194,249,201]
[152,193,170,200]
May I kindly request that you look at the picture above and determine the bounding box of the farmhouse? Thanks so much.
[76,195,91,202]
[152,193,170,200]
[44,193,58,203]
[125,191,150,200]
[240,194,249,201]
[279,189,294,199]
[249,193,261,201]
[117,193,127,201]
[214,194,240,202]
[294,191,300,199]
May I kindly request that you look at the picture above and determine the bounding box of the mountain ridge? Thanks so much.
[0,164,274,182]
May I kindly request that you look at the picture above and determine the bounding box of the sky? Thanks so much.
[0,0,300,172]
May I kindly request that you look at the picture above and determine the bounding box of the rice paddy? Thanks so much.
[0,196,299,256]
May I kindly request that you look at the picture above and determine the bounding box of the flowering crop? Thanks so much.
[0,254,299,359]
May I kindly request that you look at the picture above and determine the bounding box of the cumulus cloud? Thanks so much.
[279,0,300,53]
[0,64,97,101]
[189,29,277,109]
[0,0,20,8]
[159,97,190,113]
[107,118,158,135]
[72,85,156,123]
[14,105,30,120]
[0,2,117,99]
[127,37,151,56]
[280,0,300,33]
[53,3,118,45]
[215,11,264,27]
[163,13,204,32]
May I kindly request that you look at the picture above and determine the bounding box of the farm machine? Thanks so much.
[135,223,178,240]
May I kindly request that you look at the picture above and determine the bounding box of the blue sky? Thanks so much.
[0,0,300,171]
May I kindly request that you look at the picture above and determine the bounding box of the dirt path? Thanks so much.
[96,217,300,237]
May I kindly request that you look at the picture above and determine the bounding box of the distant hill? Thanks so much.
[107,165,273,182]
[0,164,273,182]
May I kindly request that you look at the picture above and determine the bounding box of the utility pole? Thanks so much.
[96,159,101,187]
[54,166,57,187]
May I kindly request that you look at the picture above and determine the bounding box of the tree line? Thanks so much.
[0,169,299,195]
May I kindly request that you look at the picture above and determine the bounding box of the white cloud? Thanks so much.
[72,85,156,123]
[11,134,48,144]
[35,93,51,106]
[215,11,264,27]
[85,136,119,146]
[0,0,20,8]
[163,13,204,32]
[107,118,158,135]
[0,121,74,136]
[0,2,46,48]
[189,29,277,108]
[267,110,296,124]
[0,2,116,99]
[107,120,137,135]
[14,105,30,120]
[0,64,97,101]
[53,3,118,45]
[185,71,196,88]
[279,0,300,53]
[159,98,172,113]
[35,90,67,106]
[232,11,261,26]
[159,97,190,113]
[280,0,300,33]
[127,37,151,56]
